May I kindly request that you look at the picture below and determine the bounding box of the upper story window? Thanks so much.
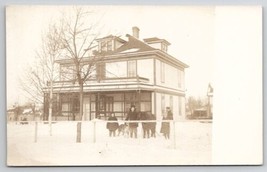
[107,40,112,51]
[177,69,184,89]
[160,61,165,83]
[127,60,136,77]
[96,62,106,81]
[170,96,173,111]
[60,65,75,81]
[99,40,113,52]
[178,96,182,116]
[178,69,182,88]
[106,61,127,78]
[161,94,165,114]
[101,41,107,51]
[161,43,168,52]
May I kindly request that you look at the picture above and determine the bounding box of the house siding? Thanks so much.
[137,59,154,84]
[155,59,184,90]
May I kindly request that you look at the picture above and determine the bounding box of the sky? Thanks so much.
[6,5,215,107]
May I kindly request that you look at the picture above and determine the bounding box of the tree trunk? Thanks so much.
[48,76,53,136]
[76,83,83,143]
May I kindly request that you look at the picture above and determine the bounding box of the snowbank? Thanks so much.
[7,120,212,166]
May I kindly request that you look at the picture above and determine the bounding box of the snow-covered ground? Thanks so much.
[7,120,212,166]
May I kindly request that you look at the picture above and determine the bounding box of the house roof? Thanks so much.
[143,37,171,45]
[56,33,189,68]
[95,34,127,43]
[113,34,156,54]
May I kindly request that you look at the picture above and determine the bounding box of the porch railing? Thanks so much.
[46,76,149,87]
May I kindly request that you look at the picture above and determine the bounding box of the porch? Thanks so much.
[44,91,152,121]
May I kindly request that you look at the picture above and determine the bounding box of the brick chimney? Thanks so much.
[132,26,140,39]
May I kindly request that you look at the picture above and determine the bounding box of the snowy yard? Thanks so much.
[7,120,212,166]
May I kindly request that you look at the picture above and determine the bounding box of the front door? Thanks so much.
[105,96,114,116]
[83,97,90,120]
[97,95,114,120]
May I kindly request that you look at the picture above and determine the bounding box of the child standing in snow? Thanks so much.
[125,105,139,138]
[160,107,173,139]
[106,113,119,137]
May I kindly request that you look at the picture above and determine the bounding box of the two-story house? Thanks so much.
[43,27,189,121]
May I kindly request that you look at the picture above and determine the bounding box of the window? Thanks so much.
[61,65,75,81]
[170,96,173,111]
[73,97,80,112]
[160,61,165,83]
[114,102,124,112]
[61,103,70,116]
[100,40,113,52]
[101,41,107,51]
[161,43,167,52]
[127,60,136,77]
[107,40,112,51]
[106,62,127,78]
[178,97,182,116]
[96,63,106,80]
[161,94,165,113]
[178,69,182,88]
[140,102,151,111]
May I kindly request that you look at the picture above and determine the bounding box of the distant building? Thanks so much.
[7,109,16,121]
[207,84,213,118]
[7,107,42,122]
[43,27,189,121]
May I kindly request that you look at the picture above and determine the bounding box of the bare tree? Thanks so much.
[58,7,103,142]
[20,61,46,105]
[41,24,63,135]
[20,23,62,135]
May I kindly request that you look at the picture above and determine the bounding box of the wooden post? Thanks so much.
[93,120,96,143]
[173,121,176,149]
[34,121,38,143]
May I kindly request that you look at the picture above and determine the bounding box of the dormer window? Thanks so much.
[107,40,112,51]
[162,43,168,52]
[96,35,126,53]
[100,41,107,51]
[143,37,171,53]
[100,40,113,52]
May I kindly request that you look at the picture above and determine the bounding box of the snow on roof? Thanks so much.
[119,48,140,53]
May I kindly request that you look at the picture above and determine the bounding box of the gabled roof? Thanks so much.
[112,34,156,54]
[55,33,189,68]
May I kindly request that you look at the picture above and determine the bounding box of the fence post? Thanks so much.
[93,120,96,143]
[173,121,176,149]
[34,121,38,143]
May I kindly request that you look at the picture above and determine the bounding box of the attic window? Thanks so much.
[162,43,168,52]
[107,40,112,51]
[100,40,113,52]
[101,41,107,51]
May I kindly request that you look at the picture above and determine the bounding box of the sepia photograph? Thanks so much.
[6,5,262,166]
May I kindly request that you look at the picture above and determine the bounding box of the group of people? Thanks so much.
[106,105,173,139]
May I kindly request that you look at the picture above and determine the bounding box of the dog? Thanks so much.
[117,123,130,137]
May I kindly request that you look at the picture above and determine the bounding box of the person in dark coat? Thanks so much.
[148,113,156,138]
[140,112,150,138]
[106,113,119,137]
[160,107,173,139]
[125,105,139,138]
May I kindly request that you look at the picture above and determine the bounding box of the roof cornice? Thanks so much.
[55,50,189,68]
